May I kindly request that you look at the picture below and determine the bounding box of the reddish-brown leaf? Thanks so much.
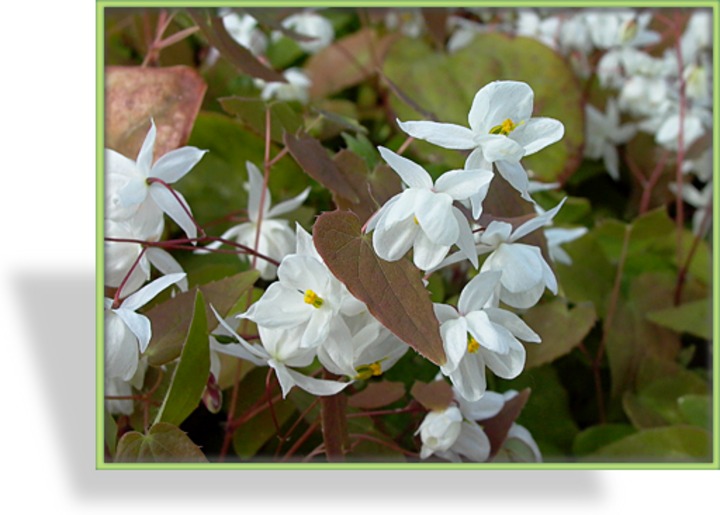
[410,380,454,411]
[481,388,531,459]
[313,211,446,366]
[348,381,406,409]
[105,65,207,160]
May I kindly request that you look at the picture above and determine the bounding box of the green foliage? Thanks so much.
[383,33,584,179]
[155,290,211,427]
[115,422,208,463]
[585,426,712,462]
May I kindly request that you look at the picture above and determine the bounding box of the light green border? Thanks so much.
[96,0,719,470]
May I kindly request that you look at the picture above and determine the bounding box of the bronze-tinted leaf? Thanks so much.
[284,132,360,203]
[410,380,453,411]
[306,28,397,99]
[105,65,207,159]
[144,270,260,366]
[481,388,531,459]
[188,9,286,83]
[349,381,406,409]
[115,422,208,463]
[313,211,446,365]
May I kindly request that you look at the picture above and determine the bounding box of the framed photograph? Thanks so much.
[97,1,718,469]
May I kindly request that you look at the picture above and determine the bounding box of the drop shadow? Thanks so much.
[16,270,603,503]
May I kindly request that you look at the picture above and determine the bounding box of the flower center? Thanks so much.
[303,289,324,308]
[355,361,383,380]
[489,118,519,136]
[413,215,419,225]
[467,334,480,354]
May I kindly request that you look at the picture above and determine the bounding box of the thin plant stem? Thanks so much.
[112,247,147,307]
[282,421,320,462]
[674,200,713,305]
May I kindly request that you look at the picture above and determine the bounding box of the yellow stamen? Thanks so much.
[354,361,383,380]
[489,118,519,136]
[467,334,480,354]
[303,289,324,308]
[413,215,419,225]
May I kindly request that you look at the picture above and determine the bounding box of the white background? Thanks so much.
[0,1,716,512]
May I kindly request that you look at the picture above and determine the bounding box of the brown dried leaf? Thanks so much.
[105,65,207,160]
[313,211,446,365]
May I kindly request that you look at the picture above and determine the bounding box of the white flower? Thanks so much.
[584,99,636,181]
[105,119,207,240]
[105,273,186,381]
[654,106,710,152]
[255,67,312,104]
[105,218,188,297]
[516,10,560,50]
[280,12,334,54]
[397,81,564,203]
[242,245,365,349]
[682,147,712,183]
[670,181,713,236]
[434,271,540,401]
[583,11,660,50]
[544,227,588,265]
[416,405,491,462]
[211,309,350,398]
[200,161,310,280]
[222,11,267,56]
[317,311,408,379]
[366,147,492,270]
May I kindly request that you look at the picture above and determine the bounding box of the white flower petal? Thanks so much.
[448,353,487,401]
[466,310,509,354]
[511,197,566,241]
[145,248,188,291]
[245,161,266,222]
[416,192,457,246]
[468,81,534,133]
[113,309,152,354]
[435,169,494,201]
[267,186,311,218]
[452,421,491,462]
[481,339,526,379]
[412,231,451,271]
[458,271,502,314]
[477,135,525,163]
[511,117,564,156]
[484,307,541,343]
[151,146,206,184]
[440,317,468,373]
[452,207,479,269]
[121,272,187,311]
[396,120,477,150]
[285,366,351,396]
[378,146,433,189]
[136,119,157,176]
[456,390,505,420]
[373,214,417,261]
[149,184,197,240]
[495,159,532,202]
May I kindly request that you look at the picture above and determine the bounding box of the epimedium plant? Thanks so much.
[102,6,713,465]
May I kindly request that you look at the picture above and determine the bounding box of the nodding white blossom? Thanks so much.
[416,405,489,461]
[105,358,148,416]
[242,225,366,350]
[199,161,310,280]
[682,147,713,183]
[434,271,540,401]
[105,119,206,240]
[384,8,425,38]
[255,68,312,104]
[584,99,636,181]
[211,312,351,398]
[105,218,188,297]
[105,273,186,382]
[221,10,268,56]
[397,81,564,204]
[670,181,713,236]
[583,10,660,51]
[516,10,561,49]
[435,198,564,309]
[279,12,335,54]
[366,147,492,271]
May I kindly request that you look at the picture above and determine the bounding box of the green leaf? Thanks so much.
[646,299,712,340]
[383,34,584,180]
[341,132,380,170]
[313,211,446,366]
[115,422,208,463]
[523,299,597,368]
[104,410,118,457]
[180,111,307,230]
[144,271,259,366]
[218,96,302,144]
[572,424,637,457]
[678,395,712,429]
[154,290,210,427]
[497,365,579,458]
[585,426,712,462]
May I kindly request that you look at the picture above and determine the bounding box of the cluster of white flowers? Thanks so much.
[219,9,337,103]
[104,120,206,414]
[211,224,408,397]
